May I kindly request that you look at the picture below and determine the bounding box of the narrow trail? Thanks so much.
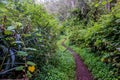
[62,39,93,80]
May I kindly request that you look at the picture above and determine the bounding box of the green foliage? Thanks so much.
[67,1,120,79]
[35,64,67,80]
[35,48,75,80]
[56,50,75,79]
[35,38,75,80]
[0,23,36,79]
[71,46,118,80]
[0,1,59,79]
[27,61,36,66]
[69,1,120,60]
[16,66,25,71]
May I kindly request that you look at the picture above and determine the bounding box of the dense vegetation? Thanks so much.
[0,1,59,79]
[0,0,120,80]
[64,0,120,79]
[35,39,75,80]
[0,1,75,79]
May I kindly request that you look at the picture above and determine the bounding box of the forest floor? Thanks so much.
[62,39,94,80]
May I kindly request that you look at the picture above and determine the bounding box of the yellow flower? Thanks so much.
[28,66,35,73]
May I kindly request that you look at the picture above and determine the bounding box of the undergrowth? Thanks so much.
[35,39,75,80]
[71,46,118,80]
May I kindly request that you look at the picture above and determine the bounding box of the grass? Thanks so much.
[71,45,118,80]
[58,35,116,79]
[59,34,118,80]
[35,38,75,80]
[57,37,66,51]
[58,35,70,47]
[55,38,75,80]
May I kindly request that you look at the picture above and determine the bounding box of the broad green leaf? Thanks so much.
[36,33,42,36]
[23,48,37,51]
[115,19,120,23]
[102,1,107,5]
[12,41,24,44]
[4,30,12,35]
[95,4,99,7]
[17,51,28,56]
[27,61,36,66]
[16,22,22,27]
[22,34,31,37]
[7,26,16,30]
[16,66,24,71]
[27,71,32,78]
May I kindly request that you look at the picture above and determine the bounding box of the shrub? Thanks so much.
[0,1,59,79]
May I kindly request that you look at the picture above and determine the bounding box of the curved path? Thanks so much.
[62,39,93,80]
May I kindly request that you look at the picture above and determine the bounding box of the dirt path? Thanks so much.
[62,39,93,80]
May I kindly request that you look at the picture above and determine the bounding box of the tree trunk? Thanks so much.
[106,0,111,12]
